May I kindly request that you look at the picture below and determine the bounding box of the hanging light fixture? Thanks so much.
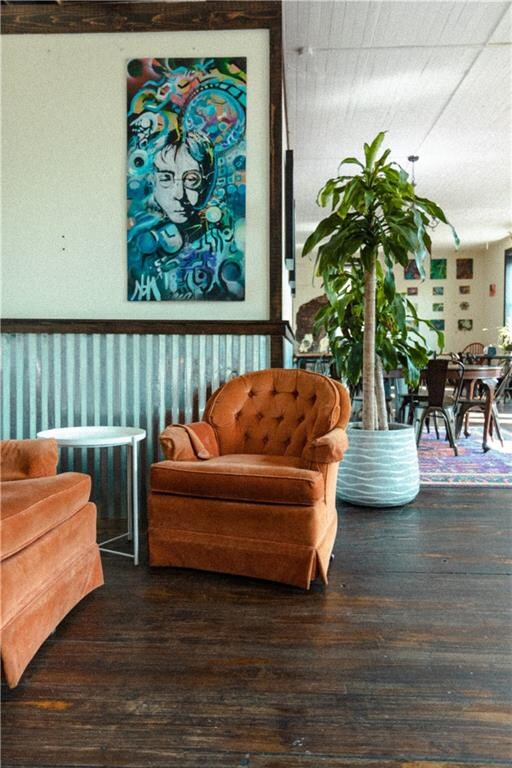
[408,153,439,229]
[407,154,419,187]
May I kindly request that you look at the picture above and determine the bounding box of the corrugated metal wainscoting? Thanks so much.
[1,332,270,525]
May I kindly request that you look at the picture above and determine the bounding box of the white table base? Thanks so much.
[37,427,145,566]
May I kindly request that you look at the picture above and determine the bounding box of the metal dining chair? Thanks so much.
[455,361,512,447]
[414,358,465,455]
[397,354,461,429]
[397,382,425,427]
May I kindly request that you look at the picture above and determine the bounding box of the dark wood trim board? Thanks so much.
[1,318,294,345]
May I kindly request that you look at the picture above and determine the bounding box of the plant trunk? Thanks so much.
[362,259,376,430]
[375,356,389,430]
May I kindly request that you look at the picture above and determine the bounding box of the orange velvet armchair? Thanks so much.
[149,369,351,589]
[0,439,104,687]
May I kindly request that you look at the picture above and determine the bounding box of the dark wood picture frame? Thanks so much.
[504,247,512,325]
[284,149,295,274]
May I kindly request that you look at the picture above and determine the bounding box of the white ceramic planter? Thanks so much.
[337,422,419,507]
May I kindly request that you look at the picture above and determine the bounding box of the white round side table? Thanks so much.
[37,426,146,565]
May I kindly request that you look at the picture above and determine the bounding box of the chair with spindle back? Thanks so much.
[461,342,485,363]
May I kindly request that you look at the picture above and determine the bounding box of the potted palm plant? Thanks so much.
[315,259,443,417]
[303,132,459,506]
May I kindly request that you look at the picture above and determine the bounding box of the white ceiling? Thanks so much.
[284,0,512,251]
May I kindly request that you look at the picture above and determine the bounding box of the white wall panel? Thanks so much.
[1,30,270,320]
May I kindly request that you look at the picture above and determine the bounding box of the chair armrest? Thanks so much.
[0,438,58,480]
[303,427,349,464]
[160,422,219,461]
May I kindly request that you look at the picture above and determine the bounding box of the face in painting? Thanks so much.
[153,145,203,225]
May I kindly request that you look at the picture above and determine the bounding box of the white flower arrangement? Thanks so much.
[497,323,512,351]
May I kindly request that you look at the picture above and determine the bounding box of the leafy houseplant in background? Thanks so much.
[303,132,459,506]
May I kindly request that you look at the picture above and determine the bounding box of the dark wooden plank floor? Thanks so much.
[2,486,511,767]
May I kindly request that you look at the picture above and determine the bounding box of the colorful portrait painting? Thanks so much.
[127,57,247,301]
[456,258,473,280]
[430,258,447,280]
[433,286,444,296]
[404,260,421,280]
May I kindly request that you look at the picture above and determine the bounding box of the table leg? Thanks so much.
[482,386,492,453]
[130,438,139,566]
[127,447,133,542]
[480,378,497,453]
[464,381,475,438]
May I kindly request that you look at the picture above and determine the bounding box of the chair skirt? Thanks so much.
[148,493,337,590]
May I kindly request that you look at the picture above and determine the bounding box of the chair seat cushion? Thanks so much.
[1,502,98,629]
[0,473,91,560]
[151,454,324,506]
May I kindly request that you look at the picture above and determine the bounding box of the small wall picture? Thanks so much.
[407,286,418,296]
[459,301,470,311]
[430,258,447,280]
[458,319,473,331]
[459,285,471,295]
[432,302,444,312]
[433,286,444,296]
[404,260,421,280]
[456,258,473,279]
[489,283,497,297]
[431,319,445,331]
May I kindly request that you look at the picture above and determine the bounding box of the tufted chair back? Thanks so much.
[204,368,348,458]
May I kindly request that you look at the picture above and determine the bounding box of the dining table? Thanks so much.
[450,364,504,452]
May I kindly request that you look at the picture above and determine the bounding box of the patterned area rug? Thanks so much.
[418,414,512,487]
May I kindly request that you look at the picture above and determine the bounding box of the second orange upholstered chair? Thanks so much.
[0,438,104,687]
[148,368,351,589]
